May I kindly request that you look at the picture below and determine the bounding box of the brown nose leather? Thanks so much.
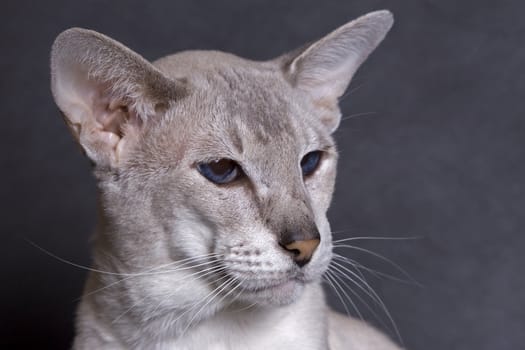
[283,238,320,267]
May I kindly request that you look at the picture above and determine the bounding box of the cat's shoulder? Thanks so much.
[328,310,403,350]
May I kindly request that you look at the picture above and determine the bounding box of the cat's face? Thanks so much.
[106,56,338,305]
[51,11,392,307]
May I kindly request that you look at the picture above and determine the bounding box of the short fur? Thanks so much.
[50,10,400,350]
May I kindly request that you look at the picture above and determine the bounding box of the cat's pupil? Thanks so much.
[301,151,322,177]
[209,159,234,175]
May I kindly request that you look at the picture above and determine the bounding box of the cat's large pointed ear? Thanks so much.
[51,28,184,169]
[282,10,393,132]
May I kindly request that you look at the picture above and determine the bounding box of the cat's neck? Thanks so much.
[76,270,328,349]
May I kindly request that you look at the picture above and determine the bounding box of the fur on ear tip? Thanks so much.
[368,9,394,19]
[341,10,394,39]
[360,9,394,24]
[52,27,123,50]
[51,27,103,66]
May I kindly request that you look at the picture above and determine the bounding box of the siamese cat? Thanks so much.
[51,9,401,350]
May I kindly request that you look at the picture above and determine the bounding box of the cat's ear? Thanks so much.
[51,28,184,168]
[282,10,393,132]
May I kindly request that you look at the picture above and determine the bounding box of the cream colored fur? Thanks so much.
[50,10,401,350]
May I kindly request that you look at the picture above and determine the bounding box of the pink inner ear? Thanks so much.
[78,94,143,167]
[99,104,128,135]
[93,86,142,137]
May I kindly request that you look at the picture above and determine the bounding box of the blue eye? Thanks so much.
[197,159,241,184]
[301,151,322,177]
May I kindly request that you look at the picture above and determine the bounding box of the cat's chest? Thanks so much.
[163,318,326,350]
[160,286,328,350]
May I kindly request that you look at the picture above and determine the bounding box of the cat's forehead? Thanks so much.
[153,51,331,159]
[156,50,294,117]
[154,50,274,79]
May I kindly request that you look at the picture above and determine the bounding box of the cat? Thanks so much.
[50,9,400,350]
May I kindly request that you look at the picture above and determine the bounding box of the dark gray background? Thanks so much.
[1,0,524,349]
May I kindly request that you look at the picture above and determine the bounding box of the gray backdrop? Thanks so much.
[1,0,524,349]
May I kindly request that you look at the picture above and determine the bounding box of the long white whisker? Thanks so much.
[330,260,402,343]
[341,111,377,121]
[333,244,416,284]
[329,264,393,335]
[333,253,422,287]
[227,282,260,314]
[326,269,363,320]
[145,266,229,322]
[333,236,423,243]
[178,276,237,337]
[323,271,353,317]
[339,83,365,101]
[334,253,396,283]
[334,254,369,283]
[330,261,382,306]
[231,301,258,313]
[143,257,221,276]
[81,256,223,300]
[216,279,244,309]
[27,237,221,278]
[112,266,228,325]
[26,238,134,276]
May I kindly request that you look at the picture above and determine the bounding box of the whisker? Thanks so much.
[230,299,258,313]
[27,236,222,278]
[145,266,230,322]
[333,236,423,243]
[339,83,365,101]
[333,243,417,284]
[328,264,393,336]
[334,254,400,283]
[333,254,422,287]
[112,265,228,325]
[330,229,355,236]
[325,269,363,320]
[211,279,243,313]
[330,261,381,306]
[26,238,132,276]
[323,271,353,318]
[341,111,377,121]
[227,282,260,314]
[330,260,403,343]
[80,255,223,300]
[144,256,222,276]
[178,276,238,337]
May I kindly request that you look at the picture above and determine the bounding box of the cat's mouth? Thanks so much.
[230,274,308,305]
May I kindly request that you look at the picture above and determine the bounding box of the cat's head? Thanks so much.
[51,11,393,306]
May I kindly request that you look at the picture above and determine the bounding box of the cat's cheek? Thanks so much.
[168,206,217,257]
[305,163,337,212]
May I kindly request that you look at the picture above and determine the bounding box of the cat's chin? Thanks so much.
[238,279,305,306]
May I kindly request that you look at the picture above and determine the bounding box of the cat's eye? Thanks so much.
[301,151,322,177]
[197,159,241,184]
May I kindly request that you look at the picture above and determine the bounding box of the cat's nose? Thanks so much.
[279,232,320,267]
